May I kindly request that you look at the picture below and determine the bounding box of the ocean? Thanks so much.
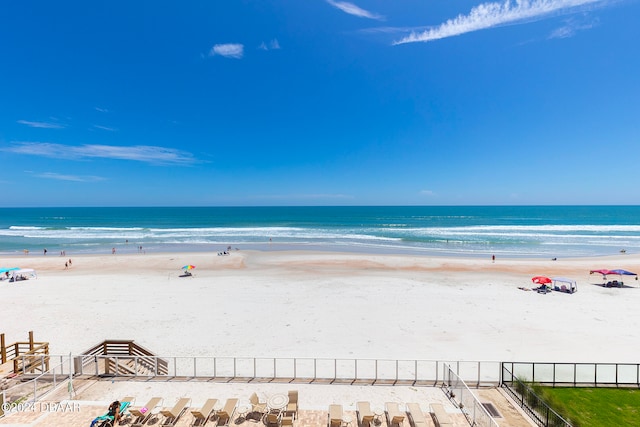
[0,206,639,258]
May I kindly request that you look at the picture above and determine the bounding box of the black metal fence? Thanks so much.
[501,364,571,427]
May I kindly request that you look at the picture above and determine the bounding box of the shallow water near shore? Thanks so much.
[1,205,639,258]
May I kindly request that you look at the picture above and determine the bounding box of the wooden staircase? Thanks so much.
[76,340,168,377]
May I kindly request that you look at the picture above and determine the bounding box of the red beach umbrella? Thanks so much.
[531,276,552,285]
[589,269,613,276]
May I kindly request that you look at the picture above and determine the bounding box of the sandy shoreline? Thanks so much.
[1,249,639,363]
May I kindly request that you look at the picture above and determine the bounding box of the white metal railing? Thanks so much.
[443,363,500,427]
[1,355,74,418]
[70,354,503,385]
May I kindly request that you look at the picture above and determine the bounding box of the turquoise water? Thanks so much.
[0,206,639,257]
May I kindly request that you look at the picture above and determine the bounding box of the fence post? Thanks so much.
[395,360,399,385]
[0,333,5,364]
[532,363,535,384]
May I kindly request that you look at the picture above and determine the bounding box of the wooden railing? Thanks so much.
[75,340,168,376]
[0,331,50,376]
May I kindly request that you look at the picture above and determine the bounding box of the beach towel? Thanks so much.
[90,401,131,427]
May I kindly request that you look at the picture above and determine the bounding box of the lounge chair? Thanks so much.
[159,397,191,426]
[285,390,298,419]
[429,403,453,427]
[406,403,428,427]
[190,398,218,426]
[328,404,343,427]
[129,397,163,427]
[216,398,238,426]
[281,414,294,426]
[265,412,282,427]
[356,401,374,427]
[385,402,405,427]
[250,392,267,413]
[90,397,135,427]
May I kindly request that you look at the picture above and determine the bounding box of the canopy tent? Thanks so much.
[551,277,577,294]
[590,268,637,288]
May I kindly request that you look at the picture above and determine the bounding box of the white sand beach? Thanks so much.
[1,249,639,364]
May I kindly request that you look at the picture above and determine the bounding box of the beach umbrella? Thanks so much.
[182,265,196,270]
[608,269,636,276]
[532,276,552,285]
[589,269,613,276]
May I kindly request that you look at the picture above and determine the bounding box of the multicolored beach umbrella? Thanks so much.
[182,265,196,270]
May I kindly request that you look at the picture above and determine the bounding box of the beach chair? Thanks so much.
[216,398,238,426]
[190,398,218,426]
[406,403,429,427]
[250,392,267,413]
[265,412,282,427]
[285,390,298,419]
[385,402,405,427]
[159,397,191,426]
[281,414,294,426]
[328,404,343,427]
[356,401,374,427]
[90,397,134,427]
[429,403,453,427]
[130,397,163,427]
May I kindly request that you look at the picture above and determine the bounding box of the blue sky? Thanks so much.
[1,0,638,207]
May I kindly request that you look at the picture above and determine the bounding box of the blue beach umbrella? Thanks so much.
[609,269,636,276]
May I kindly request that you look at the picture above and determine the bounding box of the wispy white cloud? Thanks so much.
[3,142,200,165]
[95,107,109,113]
[326,0,385,20]
[548,16,598,38]
[209,43,244,59]
[259,39,281,51]
[29,171,106,182]
[420,190,436,196]
[93,125,117,132]
[17,120,65,129]
[394,0,608,44]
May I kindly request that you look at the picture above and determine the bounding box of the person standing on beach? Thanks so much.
[492,254,495,263]
[44,248,47,256]
[112,247,116,255]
